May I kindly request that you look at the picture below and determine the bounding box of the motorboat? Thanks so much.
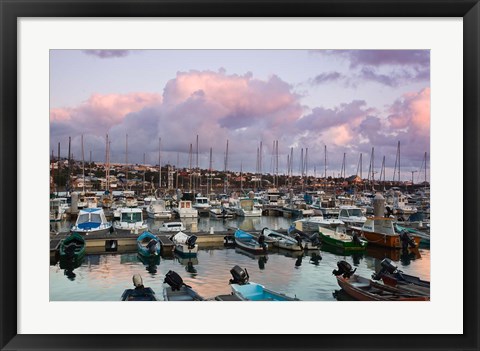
[137,231,161,257]
[163,270,204,301]
[209,206,233,219]
[113,207,148,235]
[371,258,430,296]
[158,221,186,232]
[261,228,302,251]
[338,206,367,228]
[294,215,344,231]
[50,198,68,222]
[193,196,211,213]
[233,199,262,217]
[146,199,172,219]
[71,208,112,235]
[173,200,198,218]
[319,227,367,251]
[354,217,421,249]
[234,229,268,254]
[59,232,86,262]
[121,287,158,301]
[332,261,428,301]
[228,265,298,301]
[170,231,198,256]
[287,226,321,250]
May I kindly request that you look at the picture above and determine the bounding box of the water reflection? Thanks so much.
[309,252,322,266]
[137,254,160,275]
[175,254,199,276]
[59,256,84,281]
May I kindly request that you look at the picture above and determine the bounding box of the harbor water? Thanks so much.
[50,216,430,301]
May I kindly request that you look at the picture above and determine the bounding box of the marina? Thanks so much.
[48,49,431,303]
[50,214,430,301]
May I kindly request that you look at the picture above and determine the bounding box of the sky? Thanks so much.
[50,49,430,181]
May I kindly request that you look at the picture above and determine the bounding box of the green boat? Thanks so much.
[319,228,367,251]
[60,233,86,261]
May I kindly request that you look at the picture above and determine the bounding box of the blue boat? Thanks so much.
[137,231,161,257]
[231,283,299,301]
[234,229,268,254]
[228,265,298,301]
[71,208,112,235]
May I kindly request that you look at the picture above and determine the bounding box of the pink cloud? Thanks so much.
[50,92,162,133]
[388,88,430,134]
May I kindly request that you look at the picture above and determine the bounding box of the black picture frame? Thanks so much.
[1,1,478,350]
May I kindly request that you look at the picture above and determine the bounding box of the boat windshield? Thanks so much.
[91,213,102,223]
[121,212,142,223]
[349,209,363,217]
[77,214,90,224]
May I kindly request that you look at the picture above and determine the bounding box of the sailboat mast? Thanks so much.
[158,138,161,190]
[324,145,327,191]
[143,153,146,192]
[81,134,85,193]
[125,134,128,188]
[57,142,60,196]
[67,136,71,193]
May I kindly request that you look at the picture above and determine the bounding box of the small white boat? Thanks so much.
[158,221,186,232]
[50,198,67,222]
[294,215,344,231]
[209,206,233,219]
[173,200,198,218]
[261,228,302,251]
[234,199,262,217]
[146,199,172,219]
[113,207,148,235]
[193,196,211,212]
[338,206,367,228]
[71,208,112,235]
[170,231,198,256]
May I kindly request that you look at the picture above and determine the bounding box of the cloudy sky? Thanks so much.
[50,49,430,181]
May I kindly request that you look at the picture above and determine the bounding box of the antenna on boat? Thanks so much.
[57,142,61,197]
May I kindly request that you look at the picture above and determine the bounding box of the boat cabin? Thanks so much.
[361,217,396,236]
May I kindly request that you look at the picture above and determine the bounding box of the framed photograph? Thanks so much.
[1,0,478,350]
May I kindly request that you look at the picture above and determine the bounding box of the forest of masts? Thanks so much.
[51,135,429,195]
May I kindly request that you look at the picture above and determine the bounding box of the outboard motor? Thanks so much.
[229,265,249,285]
[332,260,356,278]
[258,233,267,252]
[64,242,77,257]
[186,235,197,249]
[146,239,158,255]
[295,233,304,250]
[164,270,189,291]
[352,232,362,245]
[380,258,397,274]
[372,258,398,280]
[309,232,320,247]
[399,230,416,250]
